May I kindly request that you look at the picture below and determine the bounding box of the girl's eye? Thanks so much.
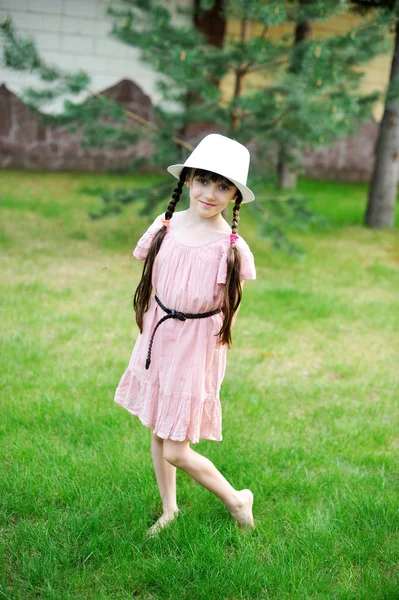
[220,184,230,191]
[199,178,208,185]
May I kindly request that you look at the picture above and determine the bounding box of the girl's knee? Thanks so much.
[163,439,190,467]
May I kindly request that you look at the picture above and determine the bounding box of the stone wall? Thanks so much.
[0,81,156,171]
[1,80,379,181]
[302,120,379,182]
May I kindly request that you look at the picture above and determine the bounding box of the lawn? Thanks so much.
[1,170,398,600]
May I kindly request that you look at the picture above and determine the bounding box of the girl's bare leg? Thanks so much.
[163,439,254,527]
[150,432,179,515]
[146,432,179,537]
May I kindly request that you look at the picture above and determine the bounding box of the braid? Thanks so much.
[231,195,242,235]
[165,172,186,220]
[218,194,243,347]
[133,168,188,332]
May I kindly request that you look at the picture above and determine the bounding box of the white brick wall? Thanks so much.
[0,0,193,114]
[59,33,94,53]
[63,0,97,19]
[28,0,63,13]
[1,0,29,9]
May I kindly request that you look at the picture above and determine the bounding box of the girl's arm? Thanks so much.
[133,214,166,261]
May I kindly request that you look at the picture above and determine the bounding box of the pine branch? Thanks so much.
[89,89,193,151]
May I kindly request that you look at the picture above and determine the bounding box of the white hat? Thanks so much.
[167,133,255,203]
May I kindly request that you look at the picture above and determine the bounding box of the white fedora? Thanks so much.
[167,133,255,203]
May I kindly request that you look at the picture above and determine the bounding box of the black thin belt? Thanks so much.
[145,295,222,369]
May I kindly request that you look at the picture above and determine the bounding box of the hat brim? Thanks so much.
[167,164,255,204]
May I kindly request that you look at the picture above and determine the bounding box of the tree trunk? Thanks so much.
[176,2,227,161]
[364,20,399,228]
[277,155,299,188]
[230,17,248,132]
[278,4,312,189]
[194,0,226,48]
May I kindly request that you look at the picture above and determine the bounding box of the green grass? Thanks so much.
[1,170,399,600]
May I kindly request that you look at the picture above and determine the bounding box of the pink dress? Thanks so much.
[114,215,256,443]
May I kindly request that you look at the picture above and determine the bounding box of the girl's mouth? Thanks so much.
[200,201,216,207]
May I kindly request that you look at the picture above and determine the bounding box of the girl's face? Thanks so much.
[186,170,238,218]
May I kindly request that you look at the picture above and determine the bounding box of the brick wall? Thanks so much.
[0,0,190,113]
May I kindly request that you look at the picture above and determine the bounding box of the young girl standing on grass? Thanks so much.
[114,134,257,537]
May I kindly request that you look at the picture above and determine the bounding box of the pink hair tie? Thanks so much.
[161,218,170,228]
[230,233,238,244]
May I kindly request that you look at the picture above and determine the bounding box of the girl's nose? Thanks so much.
[205,184,217,201]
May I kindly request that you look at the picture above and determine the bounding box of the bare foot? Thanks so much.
[228,489,255,529]
[145,509,180,538]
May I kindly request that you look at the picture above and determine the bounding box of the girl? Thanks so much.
[114,133,257,537]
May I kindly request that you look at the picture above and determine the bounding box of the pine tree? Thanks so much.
[278,0,336,188]
[106,0,392,248]
[109,0,388,176]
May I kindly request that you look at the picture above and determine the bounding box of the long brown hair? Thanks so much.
[133,167,243,347]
